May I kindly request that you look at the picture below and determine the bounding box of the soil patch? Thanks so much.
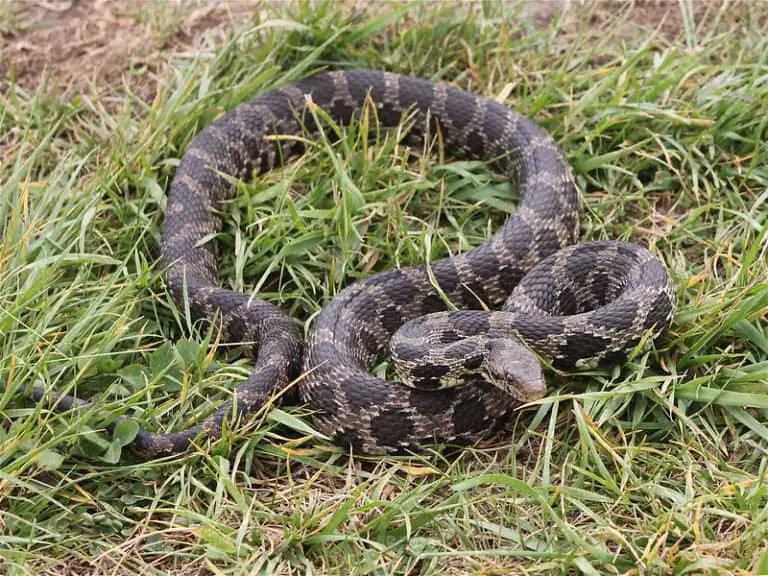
[0,1,752,97]
[0,0,259,95]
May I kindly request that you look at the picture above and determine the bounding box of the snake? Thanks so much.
[25,69,676,458]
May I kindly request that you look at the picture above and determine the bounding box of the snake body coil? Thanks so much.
[29,70,675,458]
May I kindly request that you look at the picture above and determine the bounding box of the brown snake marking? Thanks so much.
[27,70,675,458]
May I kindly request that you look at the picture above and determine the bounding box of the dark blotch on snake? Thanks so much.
[369,407,415,447]
[409,363,450,383]
[380,304,405,334]
[392,342,429,363]
[407,387,455,417]
[451,393,489,437]
[420,294,447,316]
[438,329,462,344]
[462,354,484,371]
[432,259,460,294]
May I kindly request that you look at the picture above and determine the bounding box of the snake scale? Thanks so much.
[28,69,676,458]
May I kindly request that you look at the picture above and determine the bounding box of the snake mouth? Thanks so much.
[484,363,547,403]
[508,377,548,403]
[485,339,548,403]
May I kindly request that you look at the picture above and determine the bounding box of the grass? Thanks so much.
[1,1,768,574]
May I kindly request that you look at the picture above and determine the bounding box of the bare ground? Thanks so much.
[0,0,261,96]
[0,0,739,98]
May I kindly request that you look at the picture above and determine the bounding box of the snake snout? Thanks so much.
[486,339,547,402]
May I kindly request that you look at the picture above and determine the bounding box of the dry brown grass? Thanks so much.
[2,0,734,99]
[0,0,260,96]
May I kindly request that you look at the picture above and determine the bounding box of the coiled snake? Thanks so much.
[28,70,675,458]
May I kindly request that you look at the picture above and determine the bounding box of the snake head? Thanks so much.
[486,339,547,402]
